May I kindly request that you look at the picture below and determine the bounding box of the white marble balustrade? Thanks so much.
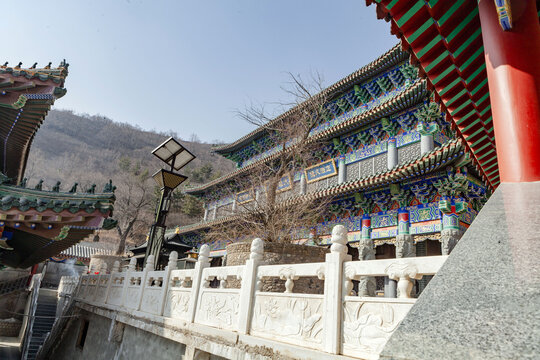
[74,226,447,359]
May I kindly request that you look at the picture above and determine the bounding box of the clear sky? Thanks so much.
[7,0,397,143]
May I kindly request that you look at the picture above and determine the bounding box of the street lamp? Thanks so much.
[144,137,195,270]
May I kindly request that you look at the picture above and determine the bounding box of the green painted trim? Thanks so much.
[456,108,476,124]
[432,64,456,85]
[466,126,485,140]
[386,0,400,10]
[397,1,425,27]
[471,134,489,148]
[446,7,479,43]
[475,141,492,153]
[446,88,467,107]
[477,148,495,161]
[471,78,488,96]
[454,29,481,58]
[476,92,490,106]
[439,77,462,97]
[408,19,435,44]
[458,46,484,73]
[465,63,486,85]
[480,104,491,116]
[483,162,498,172]
[438,0,465,26]
[416,35,443,59]
[424,50,449,72]
[451,98,472,116]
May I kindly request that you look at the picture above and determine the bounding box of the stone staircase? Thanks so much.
[25,289,57,360]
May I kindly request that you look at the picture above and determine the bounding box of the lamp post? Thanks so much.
[144,137,195,270]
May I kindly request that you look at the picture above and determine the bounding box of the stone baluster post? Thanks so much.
[231,197,237,212]
[203,203,209,221]
[357,215,376,297]
[323,225,351,354]
[188,245,210,323]
[121,258,137,307]
[417,122,439,155]
[211,206,217,221]
[104,261,120,305]
[387,137,398,169]
[300,173,307,195]
[136,255,154,311]
[338,155,346,184]
[157,251,178,316]
[238,238,263,334]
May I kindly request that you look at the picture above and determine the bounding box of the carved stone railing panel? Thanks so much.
[163,288,192,320]
[342,297,415,358]
[83,275,98,301]
[124,272,144,310]
[194,290,240,331]
[251,293,324,350]
[93,274,111,303]
[73,232,448,359]
[105,272,126,306]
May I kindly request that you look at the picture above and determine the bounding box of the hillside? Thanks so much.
[26,109,235,189]
[25,109,236,249]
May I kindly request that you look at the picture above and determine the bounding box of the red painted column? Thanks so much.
[478,0,540,182]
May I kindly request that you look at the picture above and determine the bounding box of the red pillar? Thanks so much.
[478,0,540,182]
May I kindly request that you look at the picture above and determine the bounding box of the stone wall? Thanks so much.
[48,310,188,360]
[0,318,22,337]
[226,242,328,294]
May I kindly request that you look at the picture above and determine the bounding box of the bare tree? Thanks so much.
[113,158,155,255]
[206,73,334,244]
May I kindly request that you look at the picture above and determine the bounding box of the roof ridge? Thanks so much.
[186,78,426,195]
[212,44,407,154]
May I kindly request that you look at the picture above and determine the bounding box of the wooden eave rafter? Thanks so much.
[364,0,517,189]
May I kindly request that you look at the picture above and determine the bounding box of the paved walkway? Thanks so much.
[0,336,21,360]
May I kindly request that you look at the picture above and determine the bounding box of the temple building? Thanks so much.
[0,62,116,269]
[175,45,491,267]
[36,2,540,359]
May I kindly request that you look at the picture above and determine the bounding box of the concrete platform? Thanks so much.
[380,182,540,359]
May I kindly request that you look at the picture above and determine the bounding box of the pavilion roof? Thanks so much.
[365,0,509,188]
[0,61,68,184]
[178,138,465,235]
[60,242,114,261]
[186,78,428,196]
[212,44,408,155]
[0,181,117,268]
[0,182,115,214]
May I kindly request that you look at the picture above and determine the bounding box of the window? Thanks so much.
[76,320,90,349]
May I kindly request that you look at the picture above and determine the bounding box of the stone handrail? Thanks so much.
[74,226,447,359]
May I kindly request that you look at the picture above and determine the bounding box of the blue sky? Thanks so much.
[7,0,397,143]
